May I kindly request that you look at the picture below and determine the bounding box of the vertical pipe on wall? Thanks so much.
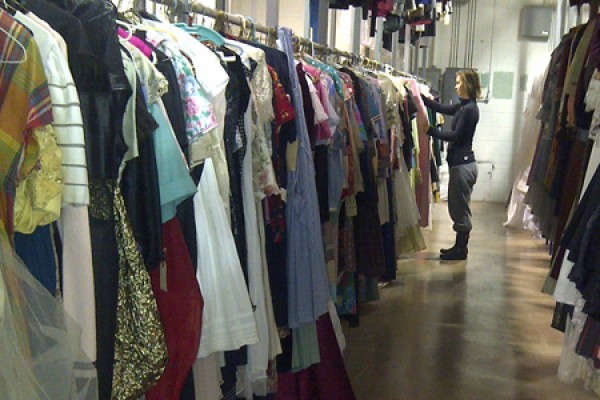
[463,0,469,67]
[554,0,565,48]
[404,23,411,73]
[430,0,436,68]
[430,33,435,68]
[414,35,420,72]
[422,38,428,70]
[449,3,457,67]
[471,0,478,67]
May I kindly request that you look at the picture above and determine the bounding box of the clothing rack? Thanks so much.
[146,0,422,81]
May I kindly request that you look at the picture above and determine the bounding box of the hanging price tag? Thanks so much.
[160,251,168,292]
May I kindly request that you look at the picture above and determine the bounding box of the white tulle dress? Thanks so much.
[0,230,97,400]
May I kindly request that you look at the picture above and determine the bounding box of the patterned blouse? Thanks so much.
[154,39,218,143]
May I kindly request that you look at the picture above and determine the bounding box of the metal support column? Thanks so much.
[413,35,420,73]
[404,23,411,73]
[351,6,362,55]
[328,9,337,49]
[304,0,311,38]
[316,0,329,45]
[391,31,400,69]
[374,15,384,62]
[266,0,279,28]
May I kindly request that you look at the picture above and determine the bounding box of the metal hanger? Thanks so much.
[0,24,27,64]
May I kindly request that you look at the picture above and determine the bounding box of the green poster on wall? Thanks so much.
[479,72,490,88]
[492,71,514,99]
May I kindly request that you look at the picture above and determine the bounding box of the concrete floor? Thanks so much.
[343,202,598,400]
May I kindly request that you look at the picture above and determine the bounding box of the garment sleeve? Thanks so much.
[421,95,462,115]
[426,106,476,142]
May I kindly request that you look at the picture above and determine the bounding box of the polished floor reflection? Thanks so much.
[343,202,597,400]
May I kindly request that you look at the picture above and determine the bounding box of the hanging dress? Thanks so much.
[193,157,258,357]
[0,9,97,399]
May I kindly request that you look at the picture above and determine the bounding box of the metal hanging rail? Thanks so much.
[147,0,419,79]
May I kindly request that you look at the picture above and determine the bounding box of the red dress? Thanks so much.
[147,218,203,400]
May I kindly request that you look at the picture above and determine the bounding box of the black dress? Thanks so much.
[44,0,132,396]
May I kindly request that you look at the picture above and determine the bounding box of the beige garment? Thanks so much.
[377,73,401,127]
[286,140,299,172]
[118,47,139,181]
[14,125,63,233]
[564,20,596,97]
[57,205,97,361]
[227,41,279,200]
[193,354,223,400]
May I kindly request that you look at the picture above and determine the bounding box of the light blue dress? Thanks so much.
[150,102,197,223]
[278,28,330,329]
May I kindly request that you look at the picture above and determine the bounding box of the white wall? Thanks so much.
[229,0,308,35]
[433,0,555,203]
[278,0,309,37]
[229,0,267,24]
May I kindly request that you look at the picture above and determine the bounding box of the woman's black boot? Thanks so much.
[440,232,469,260]
[440,232,459,254]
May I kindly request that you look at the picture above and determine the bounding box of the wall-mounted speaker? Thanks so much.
[519,6,553,42]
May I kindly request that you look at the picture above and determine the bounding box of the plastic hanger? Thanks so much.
[173,22,225,47]
[0,25,27,64]
[216,50,236,63]
[136,20,178,41]
[1,0,27,15]
[116,19,133,41]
